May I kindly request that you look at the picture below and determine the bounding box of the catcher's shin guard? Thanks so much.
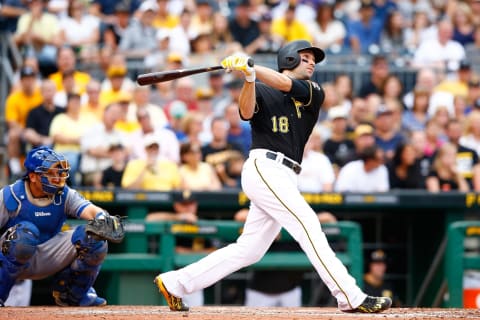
[0,222,40,303]
[52,225,108,306]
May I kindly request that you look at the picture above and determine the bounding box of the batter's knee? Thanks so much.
[1,221,40,265]
[71,225,108,266]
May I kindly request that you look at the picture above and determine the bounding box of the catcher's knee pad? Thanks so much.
[0,221,40,303]
[71,225,108,266]
[2,221,40,265]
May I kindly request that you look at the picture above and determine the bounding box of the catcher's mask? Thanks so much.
[277,40,325,72]
[24,146,70,195]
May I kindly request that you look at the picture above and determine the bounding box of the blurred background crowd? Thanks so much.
[2,0,480,193]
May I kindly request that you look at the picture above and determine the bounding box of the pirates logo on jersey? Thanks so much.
[291,98,303,118]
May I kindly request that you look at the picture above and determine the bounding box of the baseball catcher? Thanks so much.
[0,146,125,307]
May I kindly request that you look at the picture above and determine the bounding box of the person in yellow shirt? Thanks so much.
[121,134,182,191]
[152,0,179,29]
[49,93,97,185]
[271,3,312,43]
[81,80,104,122]
[49,46,91,94]
[5,67,43,178]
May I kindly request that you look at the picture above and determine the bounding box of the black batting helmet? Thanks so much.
[277,40,325,72]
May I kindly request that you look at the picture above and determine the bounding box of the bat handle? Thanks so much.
[247,58,254,67]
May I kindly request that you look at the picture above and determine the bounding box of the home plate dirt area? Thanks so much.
[2,306,480,320]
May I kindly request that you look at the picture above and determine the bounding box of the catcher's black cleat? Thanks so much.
[154,275,189,311]
[344,296,392,313]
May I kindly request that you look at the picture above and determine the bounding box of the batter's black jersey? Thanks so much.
[248,79,325,163]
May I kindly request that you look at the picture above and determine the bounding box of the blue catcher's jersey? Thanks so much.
[1,180,90,243]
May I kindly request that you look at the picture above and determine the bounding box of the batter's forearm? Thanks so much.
[255,65,292,92]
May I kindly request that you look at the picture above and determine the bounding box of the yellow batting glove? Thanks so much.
[221,55,236,71]
[232,53,255,82]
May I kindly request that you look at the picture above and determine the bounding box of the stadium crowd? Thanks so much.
[2,0,480,193]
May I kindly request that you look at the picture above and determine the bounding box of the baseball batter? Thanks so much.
[155,40,392,313]
[0,146,121,306]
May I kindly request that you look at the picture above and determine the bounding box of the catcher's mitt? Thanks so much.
[85,212,125,243]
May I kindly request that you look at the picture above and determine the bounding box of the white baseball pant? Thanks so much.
[160,149,367,310]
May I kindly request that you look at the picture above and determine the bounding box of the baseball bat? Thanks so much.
[136,59,254,85]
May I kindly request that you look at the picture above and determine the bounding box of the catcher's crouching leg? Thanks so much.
[0,222,40,306]
[52,225,108,307]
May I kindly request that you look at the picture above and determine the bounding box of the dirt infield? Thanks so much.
[2,306,480,320]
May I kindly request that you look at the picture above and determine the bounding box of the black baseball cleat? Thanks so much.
[154,275,189,311]
[345,296,392,313]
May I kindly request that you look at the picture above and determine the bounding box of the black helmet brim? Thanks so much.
[298,46,325,64]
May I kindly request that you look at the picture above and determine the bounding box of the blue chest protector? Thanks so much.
[3,180,69,244]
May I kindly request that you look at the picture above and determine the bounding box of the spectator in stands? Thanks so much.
[127,84,168,129]
[13,0,62,76]
[49,46,91,95]
[97,142,128,189]
[189,0,214,38]
[128,108,180,164]
[0,0,27,33]
[161,99,186,139]
[179,141,222,191]
[152,0,179,29]
[271,2,312,43]
[373,105,405,161]
[379,9,407,56]
[425,142,470,192]
[412,18,466,73]
[167,9,192,57]
[387,142,424,189]
[363,250,400,307]
[466,77,480,113]
[5,66,43,179]
[81,79,103,122]
[58,0,100,64]
[333,74,353,112]
[423,118,445,159]
[169,77,198,112]
[470,0,480,26]
[402,87,430,133]
[409,129,432,180]
[24,79,63,150]
[451,1,475,47]
[403,5,436,54]
[452,94,468,125]
[244,12,282,55]
[53,69,88,108]
[215,77,243,116]
[459,111,480,158]
[298,127,335,193]
[316,82,339,123]
[434,60,472,113]
[346,0,383,54]
[118,0,158,62]
[194,87,217,145]
[358,54,390,98]
[100,53,135,92]
[346,97,373,134]
[465,24,480,61]
[335,144,389,192]
[98,3,131,70]
[445,118,480,191]
[380,74,406,111]
[121,133,182,191]
[202,117,245,189]
[99,65,133,109]
[208,71,229,111]
[402,67,438,110]
[429,106,451,140]
[224,102,252,158]
[90,0,140,25]
[49,93,94,185]
[228,0,260,48]
[79,102,123,186]
[323,106,355,174]
[309,2,347,53]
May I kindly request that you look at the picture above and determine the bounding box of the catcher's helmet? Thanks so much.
[24,146,70,195]
[277,40,325,72]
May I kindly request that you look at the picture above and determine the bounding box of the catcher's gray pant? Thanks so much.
[161,149,367,310]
